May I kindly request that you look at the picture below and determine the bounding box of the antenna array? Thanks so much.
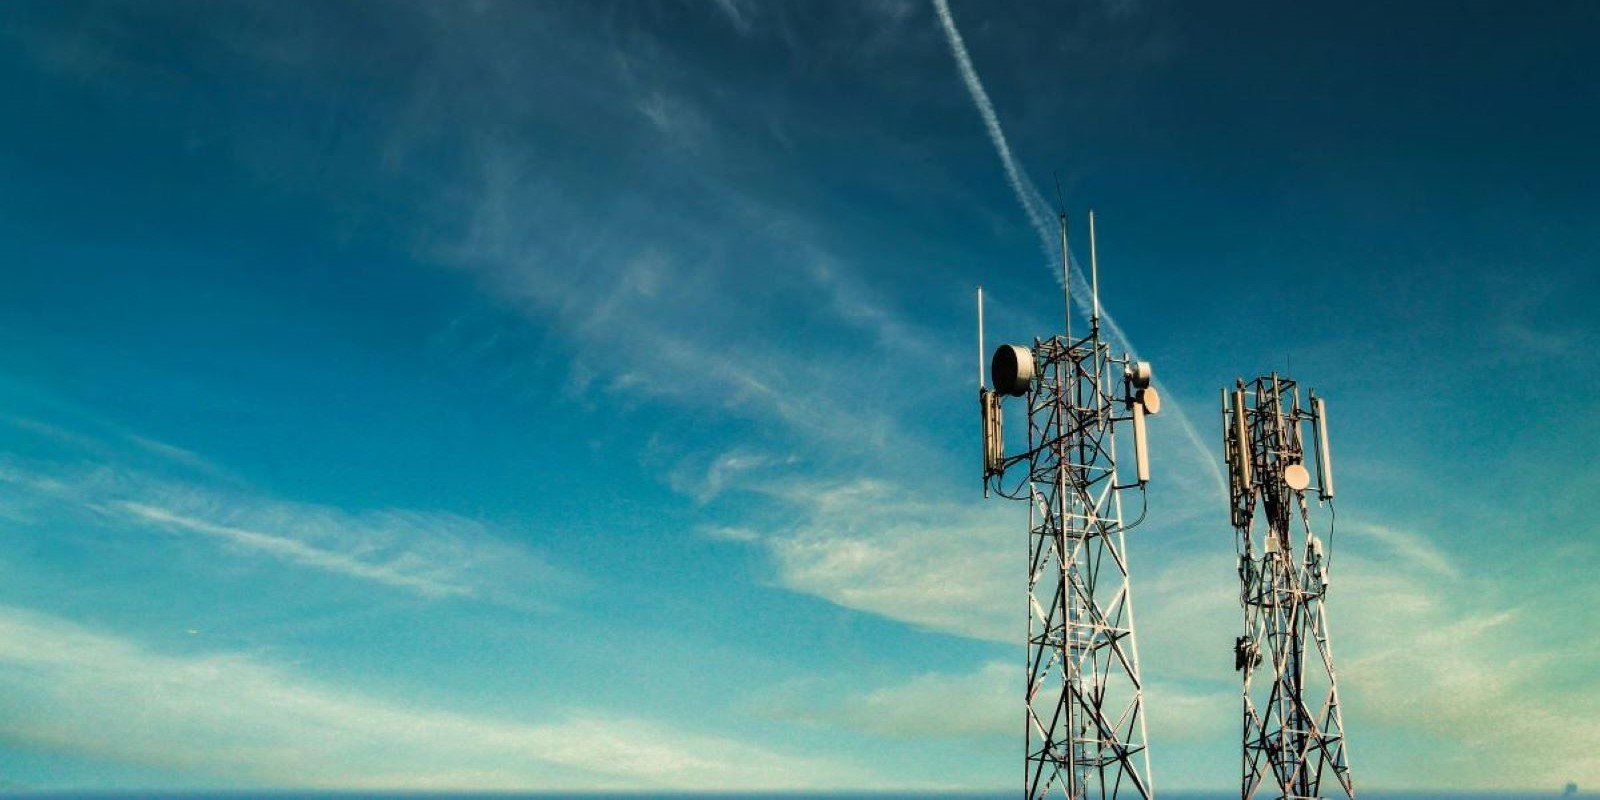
[980,213,1159,799]
[975,203,1360,800]
[1223,376,1354,800]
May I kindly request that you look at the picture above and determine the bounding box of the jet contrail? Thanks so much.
[932,0,1226,498]
[931,0,1054,246]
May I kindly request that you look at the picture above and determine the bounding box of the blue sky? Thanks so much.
[0,0,1596,792]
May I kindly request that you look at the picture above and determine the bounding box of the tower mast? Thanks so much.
[981,213,1159,799]
[1223,376,1355,800]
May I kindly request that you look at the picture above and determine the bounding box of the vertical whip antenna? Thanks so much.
[977,285,1002,498]
[1088,209,1101,333]
[977,286,986,390]
[1059,213,1071,338]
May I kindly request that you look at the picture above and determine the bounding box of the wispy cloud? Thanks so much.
[0,456,566,606]
[118,501,475,598]
[635,89,712,152]
[1332,551,1600,787]
[121,432,224,476]
[1132,557,1241,682]
[833,660,1014,739]
[1143,681,1235,745]
[2,412,231,480]
[761,478,1016,642]
[0,604,872,790]
[712,0,755,36]
[669,448,796,505]
[1344,520,1459,579]
[1127,519,1600,788]
[802,658,1231,752]
[696,524,761,543]
[440,143,941,472]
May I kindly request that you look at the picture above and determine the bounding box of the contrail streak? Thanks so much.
[932,0,1225,498]
[931,0,1053,246]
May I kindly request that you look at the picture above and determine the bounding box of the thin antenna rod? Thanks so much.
[1088,209,1101,333]
[1059,213,1071,339]
[977,286,986,389]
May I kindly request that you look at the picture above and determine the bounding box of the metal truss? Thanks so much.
[1010,333,1153,800]
[1223,375,1354,800]
[981,212,1157,799]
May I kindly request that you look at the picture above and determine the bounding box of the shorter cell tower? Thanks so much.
[1222,375,1354,800]
[979,212,1161,800]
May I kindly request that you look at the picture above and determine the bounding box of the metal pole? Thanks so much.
[978,286,986,389]
[1088,209,1101,333]
[1060,213,1071,340]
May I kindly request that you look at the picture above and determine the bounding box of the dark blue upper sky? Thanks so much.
[0,0,1595,791]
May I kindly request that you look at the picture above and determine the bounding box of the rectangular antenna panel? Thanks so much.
[1313,395,1334,500]
[1222,389,1239,500]
[1233,388,1253,490]
[981,390,1004,476]
[1132,403,1150,484]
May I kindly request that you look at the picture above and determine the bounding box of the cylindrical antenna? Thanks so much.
[976,286,985,390]
[1222,388,1238,502]
[1059,213,1071,339]
[1313,394,1335,500]
[977,286,989,497]
[1233,386,1253,491]
[972,284,985,492]
[1088,209,1101,332]
[1132,401,1150,484]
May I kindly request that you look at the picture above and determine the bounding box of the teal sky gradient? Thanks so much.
[0,0,1596,792]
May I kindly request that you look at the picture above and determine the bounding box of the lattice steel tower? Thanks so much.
[1222,375,1354,800]
[979,212,1160,800]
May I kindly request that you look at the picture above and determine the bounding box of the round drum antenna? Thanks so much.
[991,344,1035,397]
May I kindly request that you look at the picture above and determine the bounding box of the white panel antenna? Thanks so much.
[1313,394,1335,500]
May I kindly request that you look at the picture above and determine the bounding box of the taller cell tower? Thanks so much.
[1222,375,1354,800]
[979,212,1160,800]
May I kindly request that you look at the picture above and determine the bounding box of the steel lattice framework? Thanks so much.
[1020,334,1152,799]
[1223,375,1354,800]
[981,212,1158,799]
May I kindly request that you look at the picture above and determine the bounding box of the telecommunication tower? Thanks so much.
[1222,376,1354,799]
[979,212,1160,800]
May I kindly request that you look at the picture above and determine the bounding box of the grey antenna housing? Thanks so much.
[990,344,1035,397]
[1128,360,1153,389]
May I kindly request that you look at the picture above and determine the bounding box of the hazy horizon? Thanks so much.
[0,0,1595,793]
